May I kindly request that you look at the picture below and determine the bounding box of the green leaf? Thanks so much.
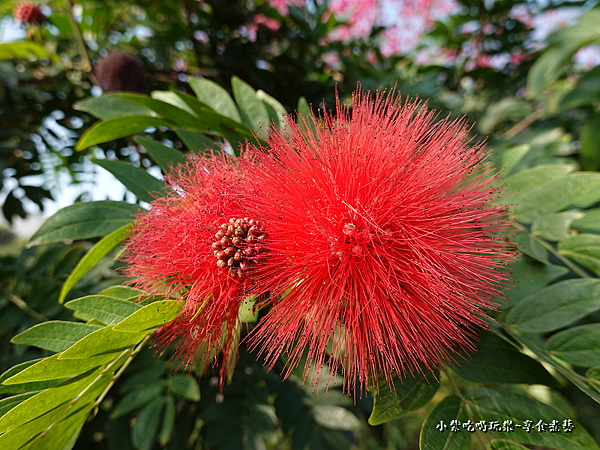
[560,65,600,110]
[0,368,101,434]
[502,164,574,197]
[297,97,311,116]
[546,324,600,367]
[3,353,120,384]
[572,208,600,234]
[93,159,167,203]
[169,374,200,401]
[28,201,139,246]
[0,360,65,394]
[0,41,52,60]
[489,440,531,450]
[98,286,140,300]
[506,279,600,333]
[368,370,439,426]
[76,116,174,151]
[505,259,569,306]
[158,395,175,446]
[27,403,90,450]
[558,234,600,277]
[116,94,206,130]
[450,331,557,386]
[57,326,147,360]
[112,300,183,332]
[11,321,102,353]
[256,89,288,130]
[312,405,362,431]
[174,128,219,154]
[65,295,142,326]
[466,389,598,450]
[511,230,550,263]
[134,137,187,173]
[531,211,584,241]
[579,113,600,171]
[188,77,242,122]
[59,224,131,303]
[419,395,469,450]
[586,366,600,384]
[500,144,530,177]
[231,76,270,134]
[512,173,600,224]
[132,397,164,450]
[0,393,36,418]
[75,95,154,120]
[110,380,166,419]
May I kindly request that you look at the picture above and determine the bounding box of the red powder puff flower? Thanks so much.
[13,2,45,25]
[245,89,514,394]
[95,51,146,93]
[122,153,266,385]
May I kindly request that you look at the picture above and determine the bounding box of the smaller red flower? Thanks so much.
[13,2,45,25]
[123,153,263,385]
[95,51,146,93]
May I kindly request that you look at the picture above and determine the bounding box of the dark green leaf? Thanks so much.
[132,397,164,450]
[420,395,469,450]
[59,224,131,303]
[257,89,288,130]
[560,66,600,110]
[75,95,153,120]
[93,159,167,203]
[158,395,175,446]
[489,439,530,450]
[572,208,600,233]
[368,370,439,425]
[505,259,569,306]
[110,380,166,419]
[231,76,270,133]
[65,295,142,326]
[76,116,174,151]
[134,137,187,173]
[579,113,600,171]
[451,331,557,386]
[312,406,361,430]
[506,279,600,333]
[174,128,220,154]
[116,94,205,130]
[28,201,139,246]
[466,389,598,450]
[546,324,600,367]
[169,374,200,401]
[11,321,102,353]
[531,211,584,241]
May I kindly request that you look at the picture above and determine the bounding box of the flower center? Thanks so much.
[212,217,266,279]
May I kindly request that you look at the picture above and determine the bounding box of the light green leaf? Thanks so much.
[312,405,362,431]
[98,285,140,300]
[57,326,146,360]
[132,397,164,450]
[112,300,183,332]
[0,393,36,419]
[500,144,530,177]
[169,374,200,401]
[531,211,584,241]
[59,225,131,304]
[451,331,557,386]
[76,116,173,151]
[116,94,204,130]
[231,76,270,133]
[511,230,550,263]
[558,234,600,277]
[546,324,600,367]
[75,95,153,120]
[94,159,167,203]
[0,41,51,60]
[420,396,469,450]
[188,77,242,122]
[506,279,600,333]
[505,259,569,306]
[466,389,598,450]
[27,403,90,450]
[3,353,120,384]
[297,97,311,116]
[28,201,139,246]
[502,164,574,197]
[0,360,65,395]
[11,321,102,353]
[368,369,439,426]
[65,295,142,326]
[512,173,600,224]
[256,89,288,130]
[572,209,600,234]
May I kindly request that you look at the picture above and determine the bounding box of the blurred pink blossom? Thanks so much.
[573,45,600,70]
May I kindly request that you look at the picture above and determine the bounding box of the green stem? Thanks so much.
[443,370,489,450]
[65,0,97,84]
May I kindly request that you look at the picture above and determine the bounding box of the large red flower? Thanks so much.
[245,90,514,394]
[123,153,264,385]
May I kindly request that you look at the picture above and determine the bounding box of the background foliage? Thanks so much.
[3,0,600,449]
